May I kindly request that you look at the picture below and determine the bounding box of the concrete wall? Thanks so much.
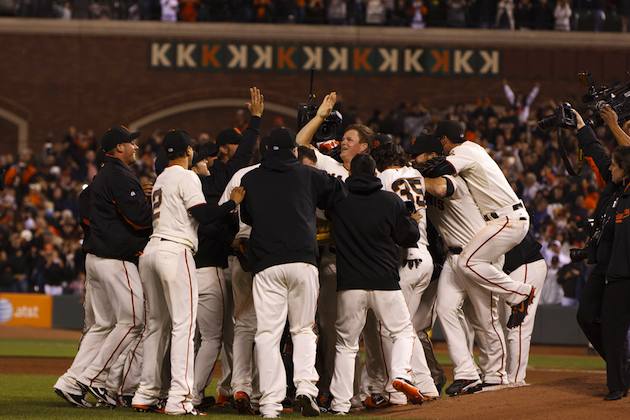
[1,19,629,152]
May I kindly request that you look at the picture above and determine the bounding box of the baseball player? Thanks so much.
[191,88,263,410]
[295,93,373,406]
[416,139,508,393]
[66,127,152,407]
[327,154,426,415]
[218,162,261,415]
[435,121,536,328]
[240,128,345,418]
[367,142,439,405]
[500,233,547,385]
[131,130,245,415]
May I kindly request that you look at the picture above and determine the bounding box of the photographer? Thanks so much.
[573,108,630,400]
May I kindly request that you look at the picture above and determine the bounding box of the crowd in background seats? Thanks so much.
[1,84,626,307]
[2,0,630,32]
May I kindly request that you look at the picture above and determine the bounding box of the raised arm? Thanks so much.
[600,105,630,147]
[226,87,264,175]
[296,92,337,147]
[503,79,515,105]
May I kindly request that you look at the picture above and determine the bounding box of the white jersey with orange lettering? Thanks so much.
[426,175,508,385]
[445,141,533,307]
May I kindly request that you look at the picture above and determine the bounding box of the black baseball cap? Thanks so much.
[217,128,242,147]
[434,120,465,143]
[163,129,193,157]
[100,126,139,152]
[265,127,297,151]
[408,133,443,157]
[192,143,218,165]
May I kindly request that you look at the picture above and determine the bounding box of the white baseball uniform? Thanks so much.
[502,259,547,384]
[446,141,533,305]
[76,254,144,389]
[427,175,508,384]
[219,164,260,399]
[372,166,437,402]
[132,165,205,414]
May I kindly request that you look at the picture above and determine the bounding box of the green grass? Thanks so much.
[0,374,398,419]
[0,339,79,358]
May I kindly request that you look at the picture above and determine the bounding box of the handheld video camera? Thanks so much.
[538,102,577,130]
[579,72,630,126]
[297,69,343,143]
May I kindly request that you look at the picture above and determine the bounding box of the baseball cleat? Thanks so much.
[117,394,133,407]
[79,383,117,407]
[234,391,257,415]
[165,407,207,416]
[392,378,424,405]
[445,379,483,396]
[132,400,166,414]
[295,394,321,417]
[54,388,93,408]
[195,396,216,410]
[507,287,536,329]
[363,393,391,409]
[214,394,232,408]
[316,392,332,412]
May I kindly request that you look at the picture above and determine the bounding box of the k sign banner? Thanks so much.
[149,41,500,77]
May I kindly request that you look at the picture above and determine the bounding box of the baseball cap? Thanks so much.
[163,129,193,157]
[265,127,297,151]
[192,143,218,165]
[408,133,443,157]
[100,126,139,152]
[434,120,465,143]
[217,128,242,147]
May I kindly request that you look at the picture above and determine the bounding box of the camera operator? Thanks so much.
[573,108,630,400]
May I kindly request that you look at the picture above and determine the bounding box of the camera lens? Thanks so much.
[538,115,557,130]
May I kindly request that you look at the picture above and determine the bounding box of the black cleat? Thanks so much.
[54,388,93,408]
[445,379,483,396]
[296,394,320,417]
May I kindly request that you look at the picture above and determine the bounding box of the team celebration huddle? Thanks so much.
[52,86,547,417]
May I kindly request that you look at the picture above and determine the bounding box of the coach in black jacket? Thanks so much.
[325,154,426,415]
[240,127,344,418]
[68,126,151,406]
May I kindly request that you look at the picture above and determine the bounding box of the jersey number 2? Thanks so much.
[152,188,162,221]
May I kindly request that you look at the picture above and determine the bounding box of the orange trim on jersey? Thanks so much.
[585,157,605,189]
[112,198,151,231]
[615,208,630,224]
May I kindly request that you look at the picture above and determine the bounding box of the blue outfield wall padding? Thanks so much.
[52,295,84,330]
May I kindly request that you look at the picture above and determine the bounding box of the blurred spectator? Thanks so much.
[515,0,533,29]
[540,255,563,304]
[366,0,387,25]
[409,0,428,28]
[161,0,178,21]
[327,0,347,24]
[554,0,572,31]
[557,261,585,306]
[532,0,554,29]
[446,0,468,27]
[495,0,515,29]
[179,0,199,22]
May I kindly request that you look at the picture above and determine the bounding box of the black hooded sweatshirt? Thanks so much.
[240,149,346,274]
[327,175,420,291]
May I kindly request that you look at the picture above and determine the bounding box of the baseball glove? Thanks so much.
[418,156,456,178]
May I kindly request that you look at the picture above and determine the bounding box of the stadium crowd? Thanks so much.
[3,0,630,32]
[0,81,625,306]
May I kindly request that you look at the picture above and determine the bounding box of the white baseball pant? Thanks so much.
[502,259,547,384]
[106,317,145,397]
[437,254,507,383]
[54,266,98,395]
[359,310,388,400]
[457,212,532,305]
[379,255,439,402]
[330,289,417,414]
[77,254,144,389]
[253,262,319,418]
[217,268,234,401]
[192,266,226,404]
[229,255,260,399]
[315,251,338,395]
[132,238,198,414]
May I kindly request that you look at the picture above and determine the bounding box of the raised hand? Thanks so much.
[247,87,264,118]
[316,92,337,120]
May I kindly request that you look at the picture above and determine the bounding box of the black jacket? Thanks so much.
[195,116,260,269]
[84,156,152,262]
[607,183,630,281]
[240,150,345,274]
[577,126,622,270]
[327,175,420,291]
[503,231,544,275]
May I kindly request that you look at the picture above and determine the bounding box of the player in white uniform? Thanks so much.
[436,121,535,328]
[131,130,245,415]
[369,142,439,404]
[296,93,376,408]
[218,163,261,414]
